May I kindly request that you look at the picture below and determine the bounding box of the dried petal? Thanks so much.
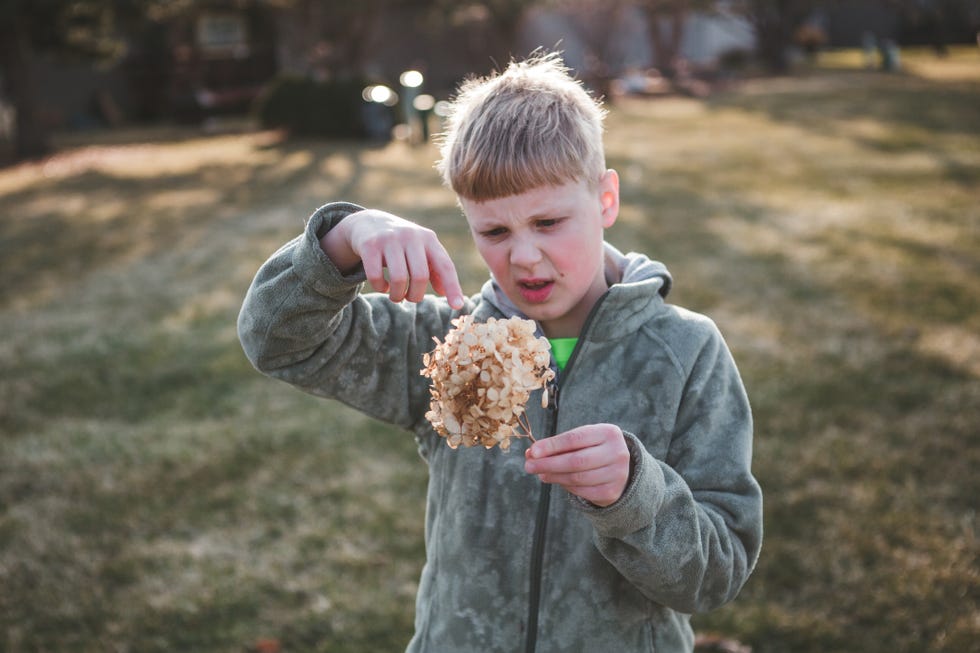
[420,315,555,451]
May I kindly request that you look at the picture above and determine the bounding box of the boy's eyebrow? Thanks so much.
[473,210,563,228]
[526,208,573,222]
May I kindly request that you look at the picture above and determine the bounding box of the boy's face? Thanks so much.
[460,171,619,338]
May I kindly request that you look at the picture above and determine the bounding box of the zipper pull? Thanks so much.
[545,380,559,411]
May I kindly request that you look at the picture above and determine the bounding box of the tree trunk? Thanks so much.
[754,14,792,73]
[275,0,384,80]
[645,1,690,79]
[0,20,51,161]
[748,0,815,74]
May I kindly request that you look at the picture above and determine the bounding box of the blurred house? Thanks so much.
[518,3,756,76]
[24,2,757,132]
[161,4,278,123]
[24,0,278,130]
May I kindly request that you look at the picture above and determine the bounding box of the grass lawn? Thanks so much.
[1,47,978,652]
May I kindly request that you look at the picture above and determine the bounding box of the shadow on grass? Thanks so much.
[711,71,980,137]
[0,136,373,311]
[0,393,428,651]
[708,72,980,192]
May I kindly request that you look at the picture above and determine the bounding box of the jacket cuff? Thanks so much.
[292,202,368,295]
[571,430,666,539]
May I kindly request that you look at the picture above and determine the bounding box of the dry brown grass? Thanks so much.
[1,48,977,652]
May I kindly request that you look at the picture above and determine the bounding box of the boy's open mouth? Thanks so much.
[517,278,554,303]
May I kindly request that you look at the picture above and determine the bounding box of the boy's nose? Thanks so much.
[509,239,543,267]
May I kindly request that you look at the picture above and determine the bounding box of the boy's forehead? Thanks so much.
[460,181,591,223]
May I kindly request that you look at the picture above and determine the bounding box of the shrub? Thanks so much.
[253,75,370,138]
[717,48,754,72]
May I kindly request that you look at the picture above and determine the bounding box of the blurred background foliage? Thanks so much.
[2,0,979,161]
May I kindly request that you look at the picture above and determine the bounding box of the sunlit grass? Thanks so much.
[815,44,980,81]
[1,52,978,652]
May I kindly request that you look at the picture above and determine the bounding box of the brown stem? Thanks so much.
[517,412,536,442]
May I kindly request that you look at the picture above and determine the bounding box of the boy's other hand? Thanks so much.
[322,209,465,309]
[524,424,630,507]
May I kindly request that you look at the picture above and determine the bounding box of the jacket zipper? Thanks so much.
[523,293,610,653]
[523,387,556,653]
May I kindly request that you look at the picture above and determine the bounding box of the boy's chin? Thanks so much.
[518,305,568,329]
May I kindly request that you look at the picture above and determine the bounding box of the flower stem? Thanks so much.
[517,412,536,442]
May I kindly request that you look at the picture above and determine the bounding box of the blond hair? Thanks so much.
[437,52,607,201]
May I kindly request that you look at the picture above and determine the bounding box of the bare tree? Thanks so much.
[550,0,630,96]
[883,0,978,56]
[276,0,400,79]
[0,0,137,160]
[428,0,544,62]
[730,0,822,73]
[638,0,694,79]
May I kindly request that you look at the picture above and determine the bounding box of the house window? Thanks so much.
[197,13,249,58]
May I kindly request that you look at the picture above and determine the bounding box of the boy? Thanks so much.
[238,53,762,653]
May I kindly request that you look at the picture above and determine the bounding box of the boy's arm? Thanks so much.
[237,202,466,428]
[559,323,762,614]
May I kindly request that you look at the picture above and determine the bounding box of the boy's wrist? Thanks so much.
[571,431,662,536]
[318,211,362,274]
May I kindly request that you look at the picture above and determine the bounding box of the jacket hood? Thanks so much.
[480,242,672,323]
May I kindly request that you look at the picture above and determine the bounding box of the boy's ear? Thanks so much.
[599,169,620,228]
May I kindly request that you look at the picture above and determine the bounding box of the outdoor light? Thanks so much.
[399,70,424,88]
[362,84,398,107]
[369,85,393,104]
[413,94,435,112]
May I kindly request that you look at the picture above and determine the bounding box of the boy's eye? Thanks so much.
[482,227,508,238]
[536,218,562,229]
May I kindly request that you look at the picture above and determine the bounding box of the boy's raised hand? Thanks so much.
[524,424,631,507]
[322,209,465,309]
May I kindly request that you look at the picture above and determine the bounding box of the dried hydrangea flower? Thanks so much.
[421,315,555,450]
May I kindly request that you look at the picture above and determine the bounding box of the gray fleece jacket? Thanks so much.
[237,202,763,653]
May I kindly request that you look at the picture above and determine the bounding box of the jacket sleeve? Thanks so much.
[237,202,465,431]
[571,320,763,614]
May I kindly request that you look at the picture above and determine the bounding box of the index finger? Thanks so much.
[527,428,604,460]
[427,239,464,309]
